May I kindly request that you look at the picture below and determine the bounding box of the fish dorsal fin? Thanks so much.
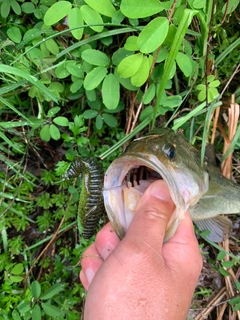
[194,216,232,242]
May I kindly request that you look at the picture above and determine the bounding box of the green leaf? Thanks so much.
[124,36,138,51]
[53,116,69,126]
[102,113,117,127]
[40,125,51,142]
[102,73,120,109]
[55,64,70,79]
[120,0,163,18]
[10,0,21,14]
[221,260,235,268]
[41,283,63,300]
[209,80,220,88]
[49,124,60,140]
[176,52,192,77]
[193,0,206,9]
[68,7,84,40]
[6,27,22,43]
[18,302,32,314]
[217,251,226,260]
[47,107,60,117]
[81,5,104,32]
[96,114,103,130]
[32,304,41,320]
[219,267,230,277]
[45,38,59,55]
[44,1,72,26]
[11,263,24,275]
[84,0,115,17]
[83,66,108,90]
[1,0,11,18]
[41,303,62,317]
[143,83,155,104]
[137,17,169,54]
[83,110,98,119]
[117,53,143,78]
[31,281,41,299]
[131,55,150,86]
[12,310,21,320]
[21,2,35,14]
[140,106,154,121]
[81,49,110,66]
[70,79,83,93]
[10,275,24,283]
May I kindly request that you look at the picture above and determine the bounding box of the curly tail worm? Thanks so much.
[66,157,104,240]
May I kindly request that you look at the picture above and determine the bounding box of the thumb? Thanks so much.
[124,180,175,250]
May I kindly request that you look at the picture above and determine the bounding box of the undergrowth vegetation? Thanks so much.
[0,0,239,318]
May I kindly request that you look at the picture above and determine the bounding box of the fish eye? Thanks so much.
[162,143,175,159]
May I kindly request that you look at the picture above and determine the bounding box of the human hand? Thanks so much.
[80,180,202,320]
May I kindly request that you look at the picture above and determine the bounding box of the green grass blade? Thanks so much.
[152,9,198,128]
[0,64,58,103]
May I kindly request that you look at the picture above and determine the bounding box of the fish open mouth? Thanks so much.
[103,155,184,240]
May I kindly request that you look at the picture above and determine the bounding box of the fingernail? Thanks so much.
[148,180,171,202]
[85,268,95,284]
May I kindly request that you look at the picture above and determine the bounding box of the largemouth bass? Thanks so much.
[103,128,240,242]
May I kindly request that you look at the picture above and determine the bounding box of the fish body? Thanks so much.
[103,128,240,242]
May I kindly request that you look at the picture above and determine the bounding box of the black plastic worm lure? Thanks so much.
[66,157,104,240]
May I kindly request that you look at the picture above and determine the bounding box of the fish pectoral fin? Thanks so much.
[194,216,232,242]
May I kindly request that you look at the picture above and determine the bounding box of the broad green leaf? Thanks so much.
[41,283,63,300]
[32,305,41,320]
[55,64,70,79]
[21,2,35,13]
[31,281,41,299]
[53,116,69,126]
[161,95,182,108]
[120,0,163,18]
[140,106,154,121]
[68,7,84,40]
[47,107,60,117]
[10,0,21,14]
[112,48,133,66]
[124,36,138,51]
[11,263,24,275]
[83,110,98,119]
[131,55,150,86]
[221,260,235,268]
[193,0,206,9]
[66,63,83,78]
[17,302,31,314]
[70,79,83,92]
[209,80,220,88]
[143,83,156,104]
[83,66,107,90]
[1,0,10,18]
[102,113,117,127]
[49,124,60,140]
[176,52,192,77]
[81,49,110,66]
[7,27,22,43]
[41,303,62,317]
[45,38,59,55]
[117,53,143,78]
[96,114,103,130]
[12,310,21,320]
[81,5,103,32]
[84,0,115,17]
[217,251,226,260]
[40,125,50,142]
[112,10,125,24]
[10,275,24,283]
[102,73,120,109]
[44,1,72,26]
[137,17,169,54]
